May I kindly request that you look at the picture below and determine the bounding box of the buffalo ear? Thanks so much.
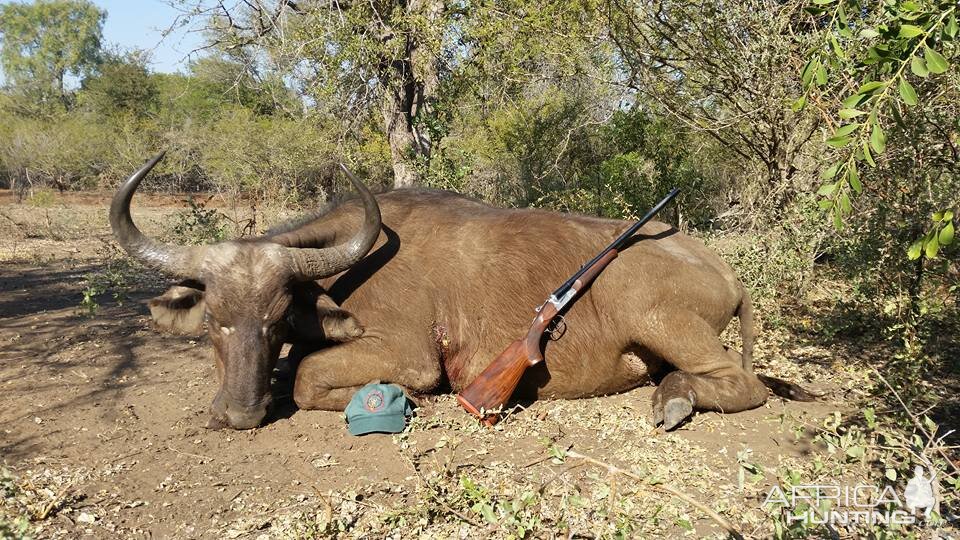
[315,293,364,341]
[319,307,365,342]
[147,284,206,335]
[289,285,365,342]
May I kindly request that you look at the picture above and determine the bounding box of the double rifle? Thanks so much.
[457,188,681,426]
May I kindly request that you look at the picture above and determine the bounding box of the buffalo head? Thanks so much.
[110,153,381,429]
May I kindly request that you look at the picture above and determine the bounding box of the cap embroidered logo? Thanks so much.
[364,390,385,412]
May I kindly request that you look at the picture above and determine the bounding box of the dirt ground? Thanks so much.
[0,191,948,539]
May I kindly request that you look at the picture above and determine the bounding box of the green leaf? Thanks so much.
[840,192,852,213]
[843,93,866,108]
[848,162,862,193]
[858,81,886,94]
[940,221,955,245]
[845,445,865,459]
[899,24,924,38]
[839,108,866,119]
[924,47,949,74]
[826,136,852,148]
[870,122,886,154]
[947,14,958,39]
[833,207,843,230]
[901,1,921,11]
[479,503,496,523]
[898,78,918,106]
[925,235,940,258]
[830,35,844,57]
[865,47,884,64]
[801,59,817,86]
[911,56,929,77]
[908,239,923,260]
[863,142,876,167]
[817,182,838,196]
[791,95,807,112]
[835,123,860,137]
[815,64,828,86]
[860,28,879,39]
[822,162,841,179]
[818,199,835,210]
[934,212,943,222]
[944,210,954,220]
[886,468,897,481]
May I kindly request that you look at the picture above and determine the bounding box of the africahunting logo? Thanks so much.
[764,466,939,526]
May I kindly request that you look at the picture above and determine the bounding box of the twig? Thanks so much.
[402,452,484,528]
[36,482,73,520]
[873,368,960,477]
[565,450,744,540]
[537,462,586,495]
[312,487,334,525]
[109,448,147,463]
[428,490,483,528]
[166,445,212,462]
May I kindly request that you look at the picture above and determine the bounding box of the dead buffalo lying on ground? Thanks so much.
[110,153,812,431]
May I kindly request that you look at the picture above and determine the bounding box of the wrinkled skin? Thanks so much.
[114,154,813,431]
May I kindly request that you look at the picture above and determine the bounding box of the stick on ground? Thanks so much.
[566,450,744,540]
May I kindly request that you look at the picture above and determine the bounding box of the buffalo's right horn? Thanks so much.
[110,152,207,278]
[287,164,382,281]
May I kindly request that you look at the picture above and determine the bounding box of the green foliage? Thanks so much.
[78,249,141,316]
[25,189,55,208]
[908,211,955,260]
[77,50,158,118]
[0,0,105,112]
[801,0,957,243]
[0,112,118,190]
[0,468,32,540]
[796,1,959,399]
[0,470,32,540]
[167,197,228,245]
[609,0,821,210]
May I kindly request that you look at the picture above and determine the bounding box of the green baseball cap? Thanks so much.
[345,383,414,436]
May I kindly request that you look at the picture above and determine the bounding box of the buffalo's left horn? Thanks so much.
[110,152,207,278]
[287,164,382,281]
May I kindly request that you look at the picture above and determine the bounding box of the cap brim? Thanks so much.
[347,414,408,436]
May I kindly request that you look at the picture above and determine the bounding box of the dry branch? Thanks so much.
[565,449,744,540]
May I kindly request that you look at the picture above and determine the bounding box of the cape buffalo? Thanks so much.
[111,153,810,431]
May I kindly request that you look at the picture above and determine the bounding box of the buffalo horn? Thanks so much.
[109,152,206,278]
[287,164,382,281]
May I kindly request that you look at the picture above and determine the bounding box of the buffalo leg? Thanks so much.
[641,310,768,430]
[292,338,440,410]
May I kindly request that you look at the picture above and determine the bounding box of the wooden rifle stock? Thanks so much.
[457,252,615,425]
[457,188,680,426]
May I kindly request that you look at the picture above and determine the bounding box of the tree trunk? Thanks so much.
[379,0,443,189]
[381,91,421,188]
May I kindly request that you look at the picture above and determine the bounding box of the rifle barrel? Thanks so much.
[551,187,680,299]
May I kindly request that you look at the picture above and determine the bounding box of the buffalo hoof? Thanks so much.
[662,397,693,431]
